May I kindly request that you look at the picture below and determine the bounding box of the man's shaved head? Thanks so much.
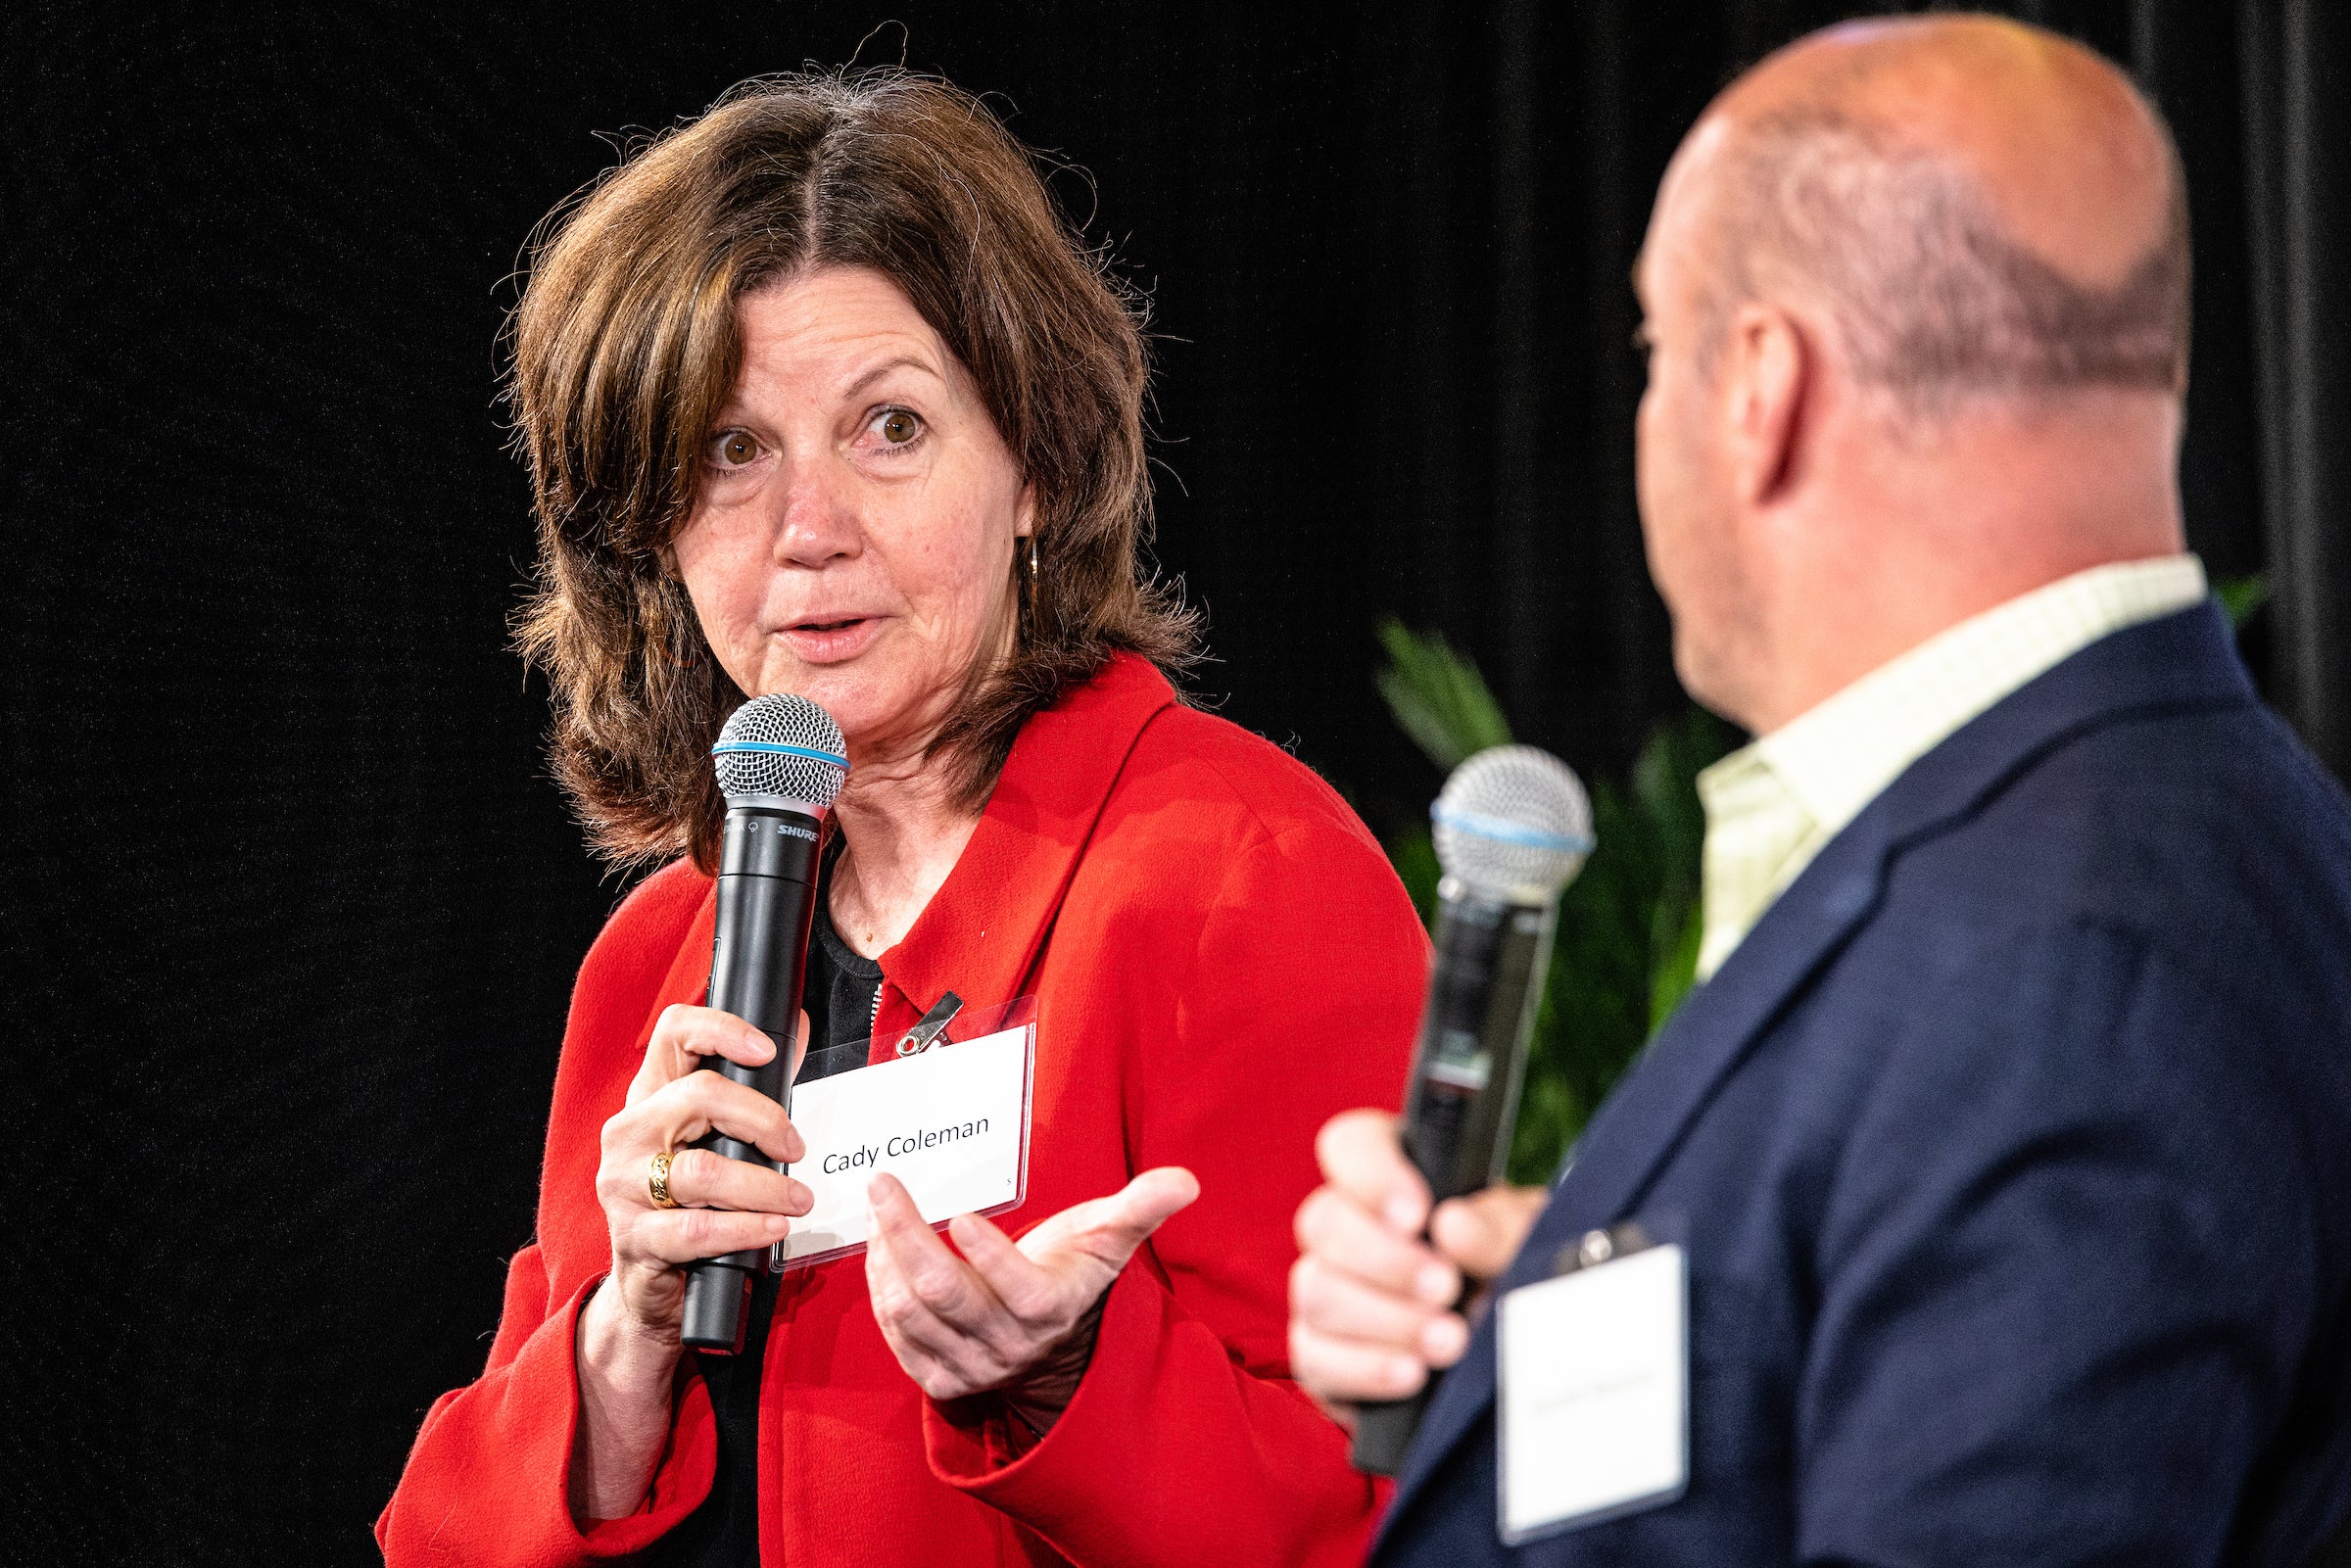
[1635,15,2194,734]
[1657,14,2189,415]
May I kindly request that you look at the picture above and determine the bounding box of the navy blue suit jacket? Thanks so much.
[1375,602,2351,1567]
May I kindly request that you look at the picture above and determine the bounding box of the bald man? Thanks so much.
[1291,17,2351,1566]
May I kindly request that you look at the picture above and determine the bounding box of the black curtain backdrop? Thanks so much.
[7,2,2345,1561]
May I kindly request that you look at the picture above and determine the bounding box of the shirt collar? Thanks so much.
[1746,553,2207,843]
[1689,553,2207,980]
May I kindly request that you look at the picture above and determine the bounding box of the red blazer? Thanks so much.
[378,654,1428,1566]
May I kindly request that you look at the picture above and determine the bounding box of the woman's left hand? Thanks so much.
[865,1166,1200,1434]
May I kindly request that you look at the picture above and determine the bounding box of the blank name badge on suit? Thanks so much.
[1497,1222,1688,1544]
[776,995,1036,1270]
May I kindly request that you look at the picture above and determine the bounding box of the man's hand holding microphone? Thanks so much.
[1290,1110,1545,1413]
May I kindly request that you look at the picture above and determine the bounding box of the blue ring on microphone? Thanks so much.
[1431,802,1594,855]
[711,739,850,768]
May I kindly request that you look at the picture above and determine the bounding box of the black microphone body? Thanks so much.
[1350,879,1557,1474]
[678,801,824,1354]
[1400,887,1553,1201]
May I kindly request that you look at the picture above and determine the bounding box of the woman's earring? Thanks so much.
[1028,535,1039,582]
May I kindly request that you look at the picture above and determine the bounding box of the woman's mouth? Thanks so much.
[778,616,885,663]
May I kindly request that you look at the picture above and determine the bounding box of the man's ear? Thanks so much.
[1725,304,1810,508]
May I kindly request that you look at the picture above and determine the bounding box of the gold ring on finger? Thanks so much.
[648,1149,682,1210]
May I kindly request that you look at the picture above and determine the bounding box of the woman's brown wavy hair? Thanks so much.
[509,71,1196,874]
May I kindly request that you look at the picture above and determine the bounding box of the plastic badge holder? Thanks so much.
[1496,1215,1690,1544]
[773,994,1037,1272]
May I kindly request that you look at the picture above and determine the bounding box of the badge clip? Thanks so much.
[893,990,964,1056]
[1551,1220,1656,1277]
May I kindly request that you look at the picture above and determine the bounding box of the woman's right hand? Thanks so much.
[570,1005,812,1525]
[595,1003,814,1342]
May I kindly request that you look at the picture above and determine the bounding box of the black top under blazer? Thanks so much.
[1377,599,2351,1567]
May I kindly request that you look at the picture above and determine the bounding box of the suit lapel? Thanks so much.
[1376,599,2256,1541]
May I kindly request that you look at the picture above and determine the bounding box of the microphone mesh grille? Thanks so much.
[712,694,849,810]
[1431,744,1593,899]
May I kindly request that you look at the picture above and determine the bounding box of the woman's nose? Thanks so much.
[771,458,862,567]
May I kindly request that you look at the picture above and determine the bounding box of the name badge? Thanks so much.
[775,1003,1035,1269]
[1497,1225,1688,1544]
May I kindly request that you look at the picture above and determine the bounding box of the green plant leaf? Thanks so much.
[1629,706,1735,1037]
[1631,707,1730,878]
[1374,618,1514,771]
[1649,894,1705,1035]
[2216,571,2270,629]
[1508,779,1656,1180]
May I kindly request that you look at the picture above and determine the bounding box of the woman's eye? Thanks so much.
[877,409,921,446]
[715,430,760,467]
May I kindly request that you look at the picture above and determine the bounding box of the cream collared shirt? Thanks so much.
[1693,554,2210,981]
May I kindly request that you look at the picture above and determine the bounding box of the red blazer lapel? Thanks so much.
[871,654,1177,1054]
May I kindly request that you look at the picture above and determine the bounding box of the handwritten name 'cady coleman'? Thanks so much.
[819,1117,992,1174]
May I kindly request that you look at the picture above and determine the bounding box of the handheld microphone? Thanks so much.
[679,693,849,1354]
[1351,744,1592,1475]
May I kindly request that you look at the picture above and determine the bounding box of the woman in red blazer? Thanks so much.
[376,71,1425,1567]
